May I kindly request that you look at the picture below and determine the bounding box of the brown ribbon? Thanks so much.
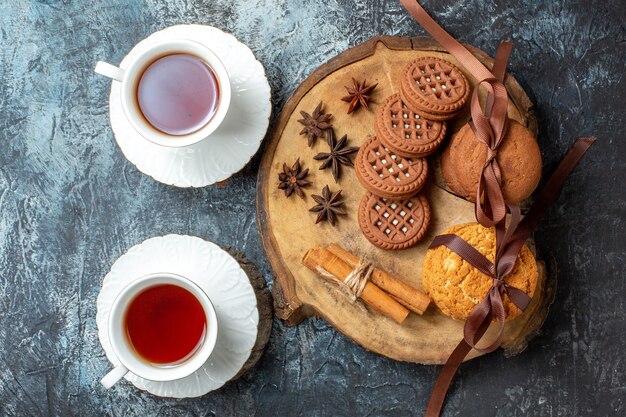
[398,1,598,416]
[424,137,596,417]
[400,0,511,226]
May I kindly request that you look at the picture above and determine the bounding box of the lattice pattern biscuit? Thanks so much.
[358,192,430,250]
[400,57,469,120]
[355,136,428,199]
[422,222,538,321]
[376,94,447,158]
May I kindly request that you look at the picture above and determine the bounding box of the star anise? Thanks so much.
[313,129,359,182]
[309,185,346,226]
[341,78,378,114]
[278,158,310,198]
[297,102,333,147]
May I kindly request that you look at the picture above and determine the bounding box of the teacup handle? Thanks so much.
[101,363,129,388]
[95,61,124,82]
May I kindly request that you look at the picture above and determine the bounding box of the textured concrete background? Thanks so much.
[0,0,624,416]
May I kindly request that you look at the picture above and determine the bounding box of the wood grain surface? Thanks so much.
[257,36,551,364]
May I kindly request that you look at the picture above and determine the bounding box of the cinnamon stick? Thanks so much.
[302,247,409,324]
[326,244,430,315]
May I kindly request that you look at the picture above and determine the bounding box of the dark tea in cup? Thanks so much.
[137,54,220,136]
[124,283,207,365]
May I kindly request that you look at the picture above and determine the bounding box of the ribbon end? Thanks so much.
[579,136,598,145]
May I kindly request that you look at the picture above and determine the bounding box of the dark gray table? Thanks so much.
[1,1,624,416]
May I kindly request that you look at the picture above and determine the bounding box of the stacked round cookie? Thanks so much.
[355,136,431,250]
[356,57,470,250]
[400,57,469,122]
[375,94,447,158]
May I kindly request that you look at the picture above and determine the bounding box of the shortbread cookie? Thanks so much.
[422,222,538,321]
[358,192,430,250]
[376,93,447,158]
[400,57,469,121]
[355,136,428,199]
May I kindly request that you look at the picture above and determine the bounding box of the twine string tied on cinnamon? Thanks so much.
[316,258,375,303]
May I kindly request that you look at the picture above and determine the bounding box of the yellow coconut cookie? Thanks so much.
[423,222,538,321]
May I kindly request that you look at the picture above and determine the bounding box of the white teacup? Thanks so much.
[95,39,231,148]
[101,272,218,388]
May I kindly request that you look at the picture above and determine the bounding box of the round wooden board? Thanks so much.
[256,36,554,364]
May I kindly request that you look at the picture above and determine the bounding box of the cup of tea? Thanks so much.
[101,272,218,388]
[95,38,231,147]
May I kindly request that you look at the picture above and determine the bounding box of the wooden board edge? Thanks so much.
[256,35,538,325]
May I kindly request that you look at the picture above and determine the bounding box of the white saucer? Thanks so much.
[96,234,259,398]
[108,25,272,187]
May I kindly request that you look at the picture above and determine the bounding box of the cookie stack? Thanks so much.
[400,57,469,122]
[355,57,469,250]
[355,136,431,250]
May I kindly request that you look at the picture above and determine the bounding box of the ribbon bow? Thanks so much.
[400,0,528,347]
[400,0,512,226]
[469,49,511,227]
[423,138,596,417]
[399,2,597,417]
[429,204,531,354]
[429,207,526,351]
